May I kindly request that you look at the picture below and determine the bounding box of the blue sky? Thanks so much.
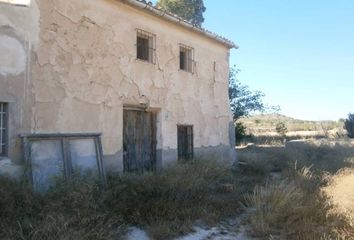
[202,0,354,121]
[152,0,354,120]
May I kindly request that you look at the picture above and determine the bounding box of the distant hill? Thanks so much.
[239,113,344,136]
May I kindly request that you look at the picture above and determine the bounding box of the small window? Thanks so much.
[179,44,194,72]
[0,103,8,157]
[136,29,156,63]
[177,125,194,161]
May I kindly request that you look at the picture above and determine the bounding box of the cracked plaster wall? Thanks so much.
[1,0,235,169]
[0,1,39,163]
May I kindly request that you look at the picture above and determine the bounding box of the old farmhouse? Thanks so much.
[0,0,237,189]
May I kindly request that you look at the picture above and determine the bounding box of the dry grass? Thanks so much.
[239,139,354,239]
[0,159,257,240]
[243,181,303,237]
[237,113,347,146]
[0,177,126,240]
[104,159,244,239]
[243,169,353,239]
[324,168,354,226]
[1,140,353,240]
[239,113,343,133]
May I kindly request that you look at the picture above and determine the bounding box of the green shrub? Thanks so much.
[235,121,247,144]
[344,113,354,138]
[275,121,288,138]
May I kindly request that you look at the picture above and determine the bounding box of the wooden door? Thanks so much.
[177,125,194,161]
[123,109,156,173]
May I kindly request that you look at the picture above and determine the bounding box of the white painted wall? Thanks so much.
[0,0,235,169]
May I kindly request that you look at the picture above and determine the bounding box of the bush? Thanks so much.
[235,121,247,144]
[275,121,287,138]
[244,181,303,237]
[344,113,354,138]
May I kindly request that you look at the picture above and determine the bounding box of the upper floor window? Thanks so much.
[179,44,194,73]
[0,0,30,6]
[0,102,8,157]
[136,29,156,64]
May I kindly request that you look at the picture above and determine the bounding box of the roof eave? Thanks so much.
[120,0,238,49]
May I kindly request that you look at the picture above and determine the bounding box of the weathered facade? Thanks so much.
[0,0,237,177]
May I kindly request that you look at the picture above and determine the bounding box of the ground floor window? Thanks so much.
[0,102,8,157]
[177,125,194,161]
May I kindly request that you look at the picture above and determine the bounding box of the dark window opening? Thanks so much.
[180,51,186,70]
[179,44,194,72]
[137,29,155,63]
[177,125,193,161]
[137,37,149,61]
[0,102,8,157]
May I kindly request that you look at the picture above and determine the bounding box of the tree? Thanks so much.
[156,0,206,26]
[229,66,279,143]
[229,67,275,121]
[344,113,354,138]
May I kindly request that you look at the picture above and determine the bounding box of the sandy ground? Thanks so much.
[324,169,354,224]
[124,211,256,240]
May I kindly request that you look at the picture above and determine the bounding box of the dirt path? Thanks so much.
[124,210,256,240]
[324,169,354,223]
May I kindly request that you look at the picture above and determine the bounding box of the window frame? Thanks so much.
[0,102,8,157]
[21,133,106,191]
[136,29,156,64]
[179,44,194,73]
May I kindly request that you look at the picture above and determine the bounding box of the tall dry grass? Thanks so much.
[0,159,252,240]
[244,169,353,239]
[104,159,243,239]
[1,140,353,240]
[0,176,126,240]
[239,139,354,239]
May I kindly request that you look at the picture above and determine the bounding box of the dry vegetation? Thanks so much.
[238,139,354,239]
[1,140,354,240]
[0,159,252,240]
[324,168,354,226]
[239,114,345,145]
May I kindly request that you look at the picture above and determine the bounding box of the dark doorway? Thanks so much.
[123,109,157,173]
[177,125,194,161]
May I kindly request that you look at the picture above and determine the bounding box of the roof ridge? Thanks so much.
[121,0,238,49]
